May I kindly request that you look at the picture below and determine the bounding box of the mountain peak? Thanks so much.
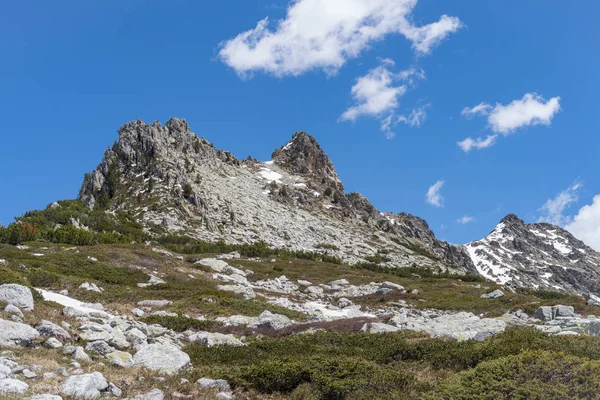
[272,131,343,191]
[500,214,523,226]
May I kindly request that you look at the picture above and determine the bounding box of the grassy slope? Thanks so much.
[2,241,600,399]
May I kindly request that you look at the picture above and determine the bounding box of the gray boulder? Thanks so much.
[554,305,576,318]
[379,281,405,291]
[534,306,554,321]
[0,378,29,394]
[61,372,108,399]
[196,258,229,272]
[481,289,504,299]
[85,341,115,356]
[360,322,400,333]
[30,395,63,400]
[4,304,24,317]
[0,319,40,346]
[132,344,190,374]
[0,284,34,311]
[106,351,133,368]
[137,300,172,307]
[197,377,231,391]
[188,332,244,347]
[35,320,71,341]
[252,310,292,330]
[133,389,164,400]
[43,338,63,349]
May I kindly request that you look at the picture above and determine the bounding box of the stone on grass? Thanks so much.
[137,300,172,307]
[107,351,133,368]
[4,304,24,317]
[35,320,71,341]
[132,344,190,375]
[0,319,40,346]
[481,289,504,299]
[61,372,108,400]
[0,284,34,311]
[0,378,29,394]
[360,322,400,334]
[196,258,229,272]
[133,388,164,400]
[30,395,63,400]
[188,332,244,347]
[197,377,231,391]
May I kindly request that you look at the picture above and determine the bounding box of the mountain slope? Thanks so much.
[465,214,600,295]
[78,118,474,272]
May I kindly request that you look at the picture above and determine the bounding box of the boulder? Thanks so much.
[554,305,576,318]
[196,258,229,272]
[30,395,63,400]
[137,300,172,307]
[61,372,108,400]
[188,332,244,347]
[4,304,24,317]
[337,298,353,309]
[216,393,234,399]
[106,351,133,368]
[133,389,164,400]
[197,378,231,391]
[0,378,29,394]
[379,282,405,291]
[85,340,115,356]
[217,285,255,299]
[481,289,504,299]
[79,282,103,293]
[252,310,292,330]
[360,322,400,333]
[0,320,40,346]
[35,320,71,341]
[534,306,554,321]
[0,364,11,379]
[43,338,63,349]
[132,344,190,374]
[0,284,34,311]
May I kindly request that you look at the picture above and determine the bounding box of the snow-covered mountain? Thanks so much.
[465,214,600,296]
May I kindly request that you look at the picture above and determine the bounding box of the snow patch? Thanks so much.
[36,289,111,318]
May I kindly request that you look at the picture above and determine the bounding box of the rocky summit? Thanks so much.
[78,118,474,272]
[466,214,600,296]
[3,118,600,399]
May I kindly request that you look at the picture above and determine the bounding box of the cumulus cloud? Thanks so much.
[426,180,445,207]
[340,62,425,138]
[398,105,429,127]
[457,135,498,152]
[565,195,600,252]
[538,181,582,226]
[219,0,463,77]
[458,93,561,151]
[340,64,408,122]
[457,215,475,224]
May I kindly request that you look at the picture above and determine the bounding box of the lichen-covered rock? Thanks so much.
[188,332,244,347]
[106,351,133,368]
[0,378,29,394]
[197,378,231,391]
[0,320,40,346]
[61,372,108,399]
[35,320,71,341]
[132,344,190,374]
[0,284,34,311]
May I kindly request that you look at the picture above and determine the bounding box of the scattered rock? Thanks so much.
[0,284,34,311]
[196,258,229,272]
[360,322,400,333]
[0,319,40,346]
[132,308,145,317]
[4,304,24,317]
[197,378,231,391]
[379,282,405,291]
[137,300,173,307]
[216,393,234,400]
[188,332,244,347]
[79,282,103,293]
[132,344,190,374]
[107,351,134,368]
[133,388,164,400]
[0,378,29,394]
[337,298,353,309]
[61,372,109,400]
[30,395,63,400]
[73,346,91,362]
[35,320,71,341]
[85,341,115,356]
[481,289,504,299]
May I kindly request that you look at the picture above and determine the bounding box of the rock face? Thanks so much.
[0,320,40,346]
[0,284,34,311]
[465,214,600,296]
[77,118,474,273]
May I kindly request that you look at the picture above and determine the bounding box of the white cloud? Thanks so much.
[340,64,407,122]
[488,93,561,134]
[457,135,497,152]
[219,0,463,77]
[398,105,428,127]
[340,62,425,138]
[459,93,561,151]
[426,180,445,207]
[461,102,492,118]
[538,181,582,226]
[457,215,475,224]
[565,195,600,252]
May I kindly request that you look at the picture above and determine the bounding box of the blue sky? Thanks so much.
[1,0,599,248]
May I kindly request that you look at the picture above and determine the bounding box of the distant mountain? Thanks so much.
[78,118,474,272]
[465,214,600,295]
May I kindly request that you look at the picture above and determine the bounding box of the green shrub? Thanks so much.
[429,351,600,400]
[27,269,61,288]
[141,315,218,332]
[0,266,28,285]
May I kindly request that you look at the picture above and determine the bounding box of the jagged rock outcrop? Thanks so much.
[77,118,474,272]
[465,214,600,296]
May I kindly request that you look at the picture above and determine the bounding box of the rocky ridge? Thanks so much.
[465,214,600,296]
[78,118,475,273]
